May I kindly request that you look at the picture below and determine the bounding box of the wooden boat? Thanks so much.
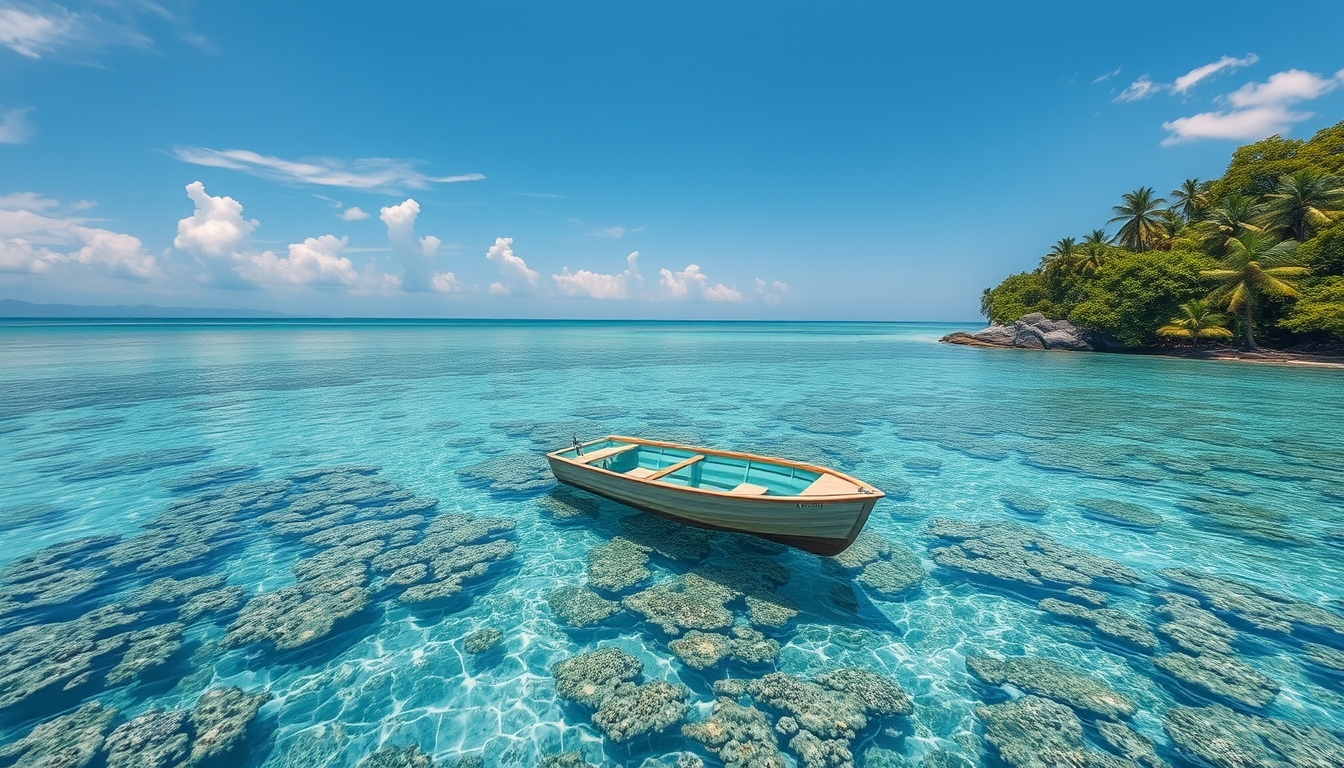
[545,435,884,555]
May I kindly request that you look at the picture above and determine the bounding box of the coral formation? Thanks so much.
[1076,498,1164,529]
[552,647,689,742]
[1154,592,1238,656]
[1164,704,1344,768]
[976,695,1129,768]
[0,700,117,768]
[547,585,622,627]
[619,514,713,562]
[102,710,192,768]
[1160,568,1344,640]
[1037,598,1159,651]
[107,622,185,685]
[358,744,436,768]
[683,698,786,768]
[1000,492,1049,517]
[0,605,141,709]
[668,626,781,669]
[463,628,502,654]
[1152,652,1280,708]
[966,656,1136,720]
[187,686,271,765]
[537,488,599,519]
[457,454,554,493]
[622,574,737,635]
[587,537,651,592]
[928,519,1141,588]
[1096,721,1167,768]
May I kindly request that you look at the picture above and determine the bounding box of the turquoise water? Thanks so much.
[2,319,1342,767]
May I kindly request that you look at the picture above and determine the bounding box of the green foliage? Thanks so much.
[1108,187,1167,251]
[1208,123,1344,200]
[1202,232,1308,349]
[1069,250,1217,346]
[1157,300,1233,345]
[981,272,1058,325]
[1297,218,1344,276]
[1280,277,1344,336]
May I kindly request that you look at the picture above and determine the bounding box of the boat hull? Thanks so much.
[547,455,877,555]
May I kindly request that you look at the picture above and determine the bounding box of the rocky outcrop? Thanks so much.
[942,313,1120,352]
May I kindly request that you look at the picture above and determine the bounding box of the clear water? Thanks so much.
[2,319,1342,767]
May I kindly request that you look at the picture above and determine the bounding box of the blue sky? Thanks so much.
[3,1,1343,319]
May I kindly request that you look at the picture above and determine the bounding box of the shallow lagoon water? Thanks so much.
[1,319,1342,767]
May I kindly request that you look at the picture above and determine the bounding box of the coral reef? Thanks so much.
[0,700,117,768]
[1159,568,1344,641]
[668,626,781,669]
[1154,592,1238,656]
[587,537,651,592]
[1037,598,1159,651]
[683,698,786,768]
[622,574,736,635]
[225,584,369,651]
[619,514,713,562]
[102,710,192,768]
[1066,586,1109,606]
[107,622,185,685]
[858,555,926,596]
[552,647,689,742]
[463,628,502,654]
[1076,498,1164,529]
[358,744,436,768]
[187,686,271,765]
[0,605,141,709]
[538,752,597,768]
[547,585,622,627]
[1164,704,1344,768]
[537,488,600,519]
[976,695,1129,768]
[1152,652,1280,708]
[746,669,911,740]
[457,454,554,493]
[1000,492,1049,517]
[1096,721,1168,768]
[1303,643,1344,672]
[928,519,1141,588]
[965,655,1136,720]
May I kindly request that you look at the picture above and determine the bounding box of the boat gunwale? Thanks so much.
[546,434,885,502]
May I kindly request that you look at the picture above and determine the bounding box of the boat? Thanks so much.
[545,435,885,555]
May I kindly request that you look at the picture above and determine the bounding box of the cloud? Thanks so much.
[512,192,565,199]
[173,181,257,285]
[552,251,643,299]
[754,278,795,305]
[0,192,157,278]
[485,237,539,295]
[237,234,399,292]
[1092,67,1121,84]
[171,146,484,192]
[590,226,644,239]
[340,206,369,221]
[1172,54,1258,95]
[380,198,445,292]
[0,3,151,61]
[0,5,76,58]
[1116,54,1259,102]
[0,105,34,143]
[657,264,742,302]
[1162,68,1344,145]
[431,271,462,293]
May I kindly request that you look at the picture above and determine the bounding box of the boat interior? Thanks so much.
[554,439,866,497]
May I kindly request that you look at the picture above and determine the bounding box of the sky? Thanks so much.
[2,1,1344,320]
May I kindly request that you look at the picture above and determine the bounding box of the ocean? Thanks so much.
[2,319,1342,767]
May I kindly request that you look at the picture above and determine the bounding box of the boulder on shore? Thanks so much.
[941,313,1120,352]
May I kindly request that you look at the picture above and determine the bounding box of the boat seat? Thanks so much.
[800,474,861,496]
[579,444,638,464]
[730,482,769,496]
[625,467,656,479]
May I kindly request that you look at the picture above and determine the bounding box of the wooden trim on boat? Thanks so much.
[644,453,705,481]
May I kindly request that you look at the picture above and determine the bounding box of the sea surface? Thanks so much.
[1,319,1342,768]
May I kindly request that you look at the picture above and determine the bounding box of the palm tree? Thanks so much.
[1155,209,1187,249]
[1075,231,1110,275]
[1259,169,1344,241]
[1169,179,1211,221]
[1157,300,1233,347]
[1202,231,1309,349]
[1108,187,1167,252]
[1039,237,1080,277]
[1200,194,1262,253]
[1082,229,1109,247]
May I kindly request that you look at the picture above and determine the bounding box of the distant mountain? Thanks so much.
[0,299,291,319]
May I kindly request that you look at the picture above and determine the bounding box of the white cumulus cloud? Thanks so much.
[1162,68,1344,145]
[657,264,742,302]
[0,192,158,279]
[172,147,485,192]
[340,206,369,221]
[431,271,463,293]
[485,237,539,295]
[553,251,643,299]
[754,278,795,305]
[173,181,257,286]
[380,198,445,292]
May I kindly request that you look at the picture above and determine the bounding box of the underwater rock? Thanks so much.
[126,575,226,609]
[0,566,105,614]
[0,535,118,585]
[928,518,1141,589]
[1037,598,1159,652]
[107,622,185,685]
[552,647,688,742]
[538,752,597,768]
[1000,492,1049,517]
[587,537,651,592]
[457,454,553,493]
[1159,568,1344,641]
[1164,704,1344,768]
[1176,496,1306,546]
[976,695,1128,768]
[188,686,271,765]
[622,573,736,635]
[788,729,853,768]
[1153,652,1280,708]
[358,744,436,768]
[1066,586,1109,606]
[828,532,892,570]
[300,516,424,549]
[0,700,117,768]
[858,553,926,596]
[0,605,141,709]
[1303,643,1344,672]
[1154,592,1238,656]
[180,585,246,622]
[537,488,599,519]
[744,595,800,628]
[1076,498,1164,529]
[637,753,704,768]
[547,585,622,627]
[619,514,713,562]
[729,626,781,664]
[683,698,786,768]
[224,585,369,651]
[669,630,732,669]
[102,710,191,768]
[463,628,502,654]
[746,669,911,740]
[965,655,1136,720]
[1096,721,1168,768]
[692,564,799,628]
